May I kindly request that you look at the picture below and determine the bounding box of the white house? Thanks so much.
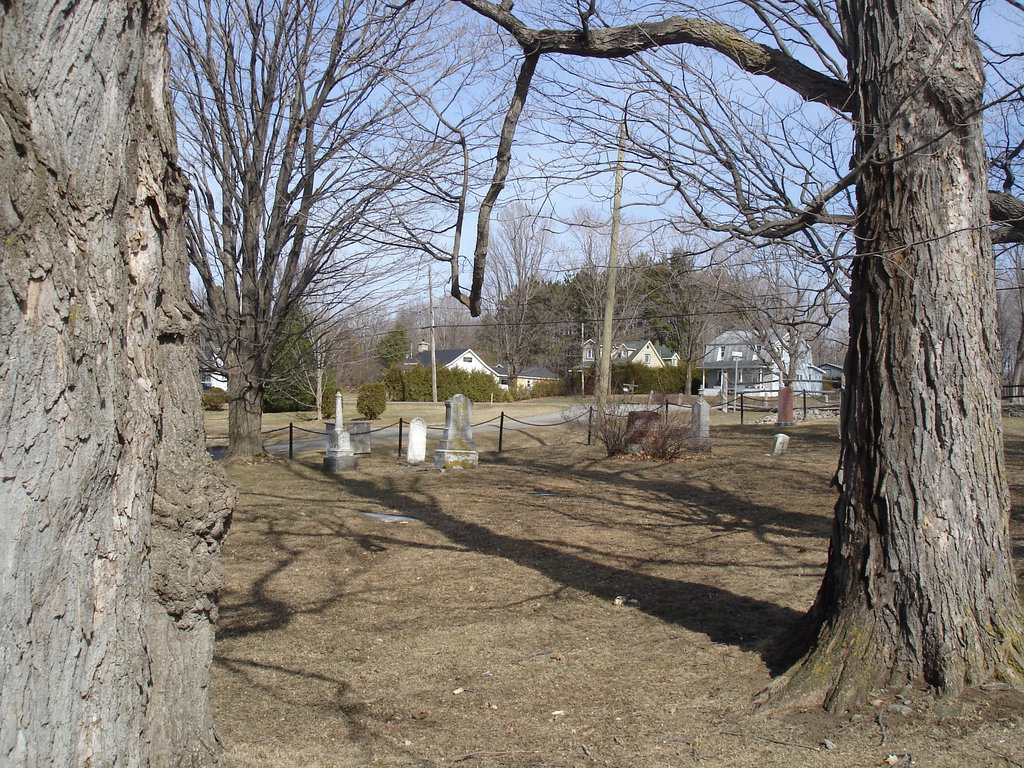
[403,346,500,381]
[701,331,824,396]
[581,339,680,368]
[200,369,228,390]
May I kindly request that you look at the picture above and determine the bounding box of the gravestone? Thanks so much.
[434,394,478,469]
[324,391,357,471]
[676,392,684,407]
[349,421,371,455]
[776,386,796,426]
[323,423,358,471]
[407,417,427,464]
[689,396,711,452]
[624,410,661,453]
[772,433,790,456]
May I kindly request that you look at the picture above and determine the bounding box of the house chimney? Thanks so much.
[417,339,429,353]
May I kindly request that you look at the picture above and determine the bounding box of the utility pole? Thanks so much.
[597,120,626,417]
[428,261,438,403]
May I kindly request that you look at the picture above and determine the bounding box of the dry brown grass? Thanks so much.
[212,415,1024,767]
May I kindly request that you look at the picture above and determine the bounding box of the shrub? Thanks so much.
[382,364,510,403]
[321,385,339,419]
[202,387,228,411]
[639,424,687,461]
[612,363,690,395]
[356,382,387,420]
[594,413,630,457]
[526,379,567,399]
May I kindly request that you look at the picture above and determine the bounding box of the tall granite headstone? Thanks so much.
[434,394,478,469]
[776,386,796,426]
[690,396,711,452]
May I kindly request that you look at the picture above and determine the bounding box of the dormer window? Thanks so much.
[717,346,726,361]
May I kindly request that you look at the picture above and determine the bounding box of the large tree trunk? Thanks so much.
[774,0,1024,710]
[0,0,232,762]
[225,345,267,459]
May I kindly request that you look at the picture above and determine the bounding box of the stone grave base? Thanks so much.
[324,455,359,472]
[434,449,479,470]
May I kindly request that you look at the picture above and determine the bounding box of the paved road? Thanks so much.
[208,402,683,460]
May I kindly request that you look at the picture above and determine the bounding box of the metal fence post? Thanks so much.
[740,395,744,425]
[288,423,293,459]
[398,418,404,459]
[498,412,505,453]
[803,391,807,420]
[587,405,594,445]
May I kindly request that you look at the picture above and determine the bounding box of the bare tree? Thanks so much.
[717,241,845,385]
[1,0,231,761]
[452,0,1024,708]
[172,0,459,458]
[480,203,553,379]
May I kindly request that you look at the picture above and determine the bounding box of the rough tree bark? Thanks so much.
[455,0,1024,707]
[771,0,1024,709]
[0,0,233,763]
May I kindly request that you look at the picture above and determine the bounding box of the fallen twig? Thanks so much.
[447,750,540,767]
[877,710,888,746]
[984,744,1024,767]
[721,731,820,751]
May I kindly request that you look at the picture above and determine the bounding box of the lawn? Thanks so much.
[209,410,1024,767]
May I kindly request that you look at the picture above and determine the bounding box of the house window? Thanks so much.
[644,353,651,363]
[585,348,594,360]
[463,356,472,363]
[717,346,725,361]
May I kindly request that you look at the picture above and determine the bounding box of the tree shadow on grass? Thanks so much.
[335,470,811,675]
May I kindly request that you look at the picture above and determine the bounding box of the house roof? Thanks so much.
[494,364,558,380]
[703,332,771,369]
[404,348,496,373]
[405,349,465,368]
[609,340,680,362]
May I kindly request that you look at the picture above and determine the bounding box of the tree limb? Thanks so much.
[991,190,1024,242]
[456,0,851,110]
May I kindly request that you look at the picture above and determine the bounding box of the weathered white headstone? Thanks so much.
[690,396,711,452]
[335,390,343,424]
[407,417,427,464]
[772,433,790,456]
[349,421,371,455]
[434,394,478,469]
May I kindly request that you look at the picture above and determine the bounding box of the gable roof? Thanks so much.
[703,332,771,368]
[403,348,497,373]
[405,349,466,368]
[494,364,558,380]
[616,340,679,361]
